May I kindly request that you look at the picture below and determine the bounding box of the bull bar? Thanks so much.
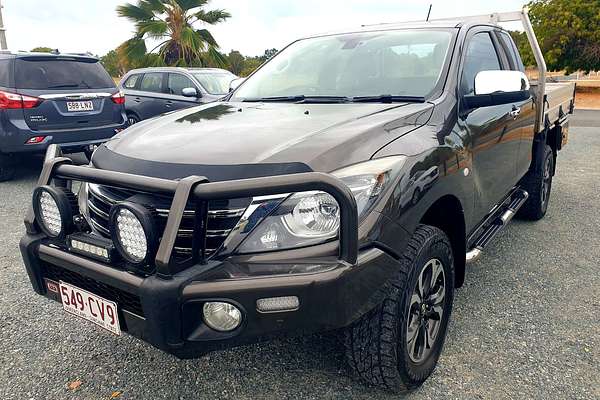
[25,144,359,277]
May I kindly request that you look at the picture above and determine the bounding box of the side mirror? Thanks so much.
[463,70,531,109]
[229,77,245,92]
[182,87,200,98]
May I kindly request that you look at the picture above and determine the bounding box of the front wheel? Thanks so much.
[345,225,455,392]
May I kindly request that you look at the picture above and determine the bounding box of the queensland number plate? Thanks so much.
[66,100,94,112]
[59,281,121,335]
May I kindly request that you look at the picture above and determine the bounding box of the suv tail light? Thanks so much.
[0,90,43,109]
[111,91,125,105]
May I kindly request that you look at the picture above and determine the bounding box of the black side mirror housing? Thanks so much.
[463,90,531,109]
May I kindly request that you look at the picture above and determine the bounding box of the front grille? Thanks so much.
[87,184,248,259]
[42,263,144,316]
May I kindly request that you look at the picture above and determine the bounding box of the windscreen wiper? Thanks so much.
[241,95,307,102]
[241,95,350,103]
[350,95,426,103]
[47,83,79,89]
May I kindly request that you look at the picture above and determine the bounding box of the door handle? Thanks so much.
[133,97,141,103]
[509,106,521,120]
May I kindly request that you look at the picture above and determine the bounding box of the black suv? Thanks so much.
[0,52,127,181]
[119,67,237,124]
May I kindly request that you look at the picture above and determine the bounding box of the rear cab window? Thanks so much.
[497,31,526,72]
[15,57,115,90]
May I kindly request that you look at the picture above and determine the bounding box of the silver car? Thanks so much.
[119,67,238,125]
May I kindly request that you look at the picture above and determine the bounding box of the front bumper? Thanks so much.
[18,144,407,358]
[20,234,401,358]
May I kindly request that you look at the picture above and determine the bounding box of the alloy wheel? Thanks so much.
[406,258,446,363]
[541,156,552,207]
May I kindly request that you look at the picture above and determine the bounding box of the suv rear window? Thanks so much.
[15,58,115,90]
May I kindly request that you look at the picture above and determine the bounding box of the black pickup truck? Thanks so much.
[20,10,574,392]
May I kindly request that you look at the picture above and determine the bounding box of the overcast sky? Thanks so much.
[3,0,526,56]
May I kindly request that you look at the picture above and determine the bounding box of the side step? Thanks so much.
[466,189,529,264]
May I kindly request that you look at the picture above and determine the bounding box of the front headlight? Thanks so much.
[237,156,406,253]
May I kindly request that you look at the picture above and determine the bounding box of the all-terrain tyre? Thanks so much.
[517,144,554,221]
[0,154,15,182]
[345,225,455,393]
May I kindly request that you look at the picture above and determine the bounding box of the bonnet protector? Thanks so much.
[92,145,313,182]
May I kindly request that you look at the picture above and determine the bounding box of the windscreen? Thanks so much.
[192,72,236,95]
[233,30,453,100]
[15,58,115,90]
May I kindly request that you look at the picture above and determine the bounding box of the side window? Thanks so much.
[168,73,195,96]
[0,59,12,87]
[498,31,525,72]
[461,32,502,95]
[139,72,164,93]
[123,74,141,89]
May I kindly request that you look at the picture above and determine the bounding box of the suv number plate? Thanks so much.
[66,101,94,112]
[59,281,121,335]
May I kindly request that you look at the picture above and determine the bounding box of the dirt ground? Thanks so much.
[575,91,600,109]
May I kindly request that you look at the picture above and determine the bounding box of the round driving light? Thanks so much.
[32,186,77,238]
[202,302,242,332]
[109,202,157,266]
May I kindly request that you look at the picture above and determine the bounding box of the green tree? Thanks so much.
[100,50,125,77]
[30,47,53,53]
[259,48,278,62]
[526,0,600,73]
[227,50,245,75]
[240,57,262,77]
[117,0,230,67]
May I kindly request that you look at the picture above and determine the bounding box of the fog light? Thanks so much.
[67,233,114,262]
[109,202,158,267]
[32,185,77,238]
[202,302,242,332]
[256,296,300,313]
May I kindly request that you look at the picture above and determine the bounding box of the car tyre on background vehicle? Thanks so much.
[517,145,554,221]
[344,225,454,393]
[127,113,140,126]
[0,154,15,182]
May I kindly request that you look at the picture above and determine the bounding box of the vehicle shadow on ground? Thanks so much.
[6,155,44,183]
[5,152,88,184]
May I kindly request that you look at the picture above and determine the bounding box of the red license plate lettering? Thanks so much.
[58,281,121,335]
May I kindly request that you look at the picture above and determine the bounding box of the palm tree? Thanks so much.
[117,0,230,67]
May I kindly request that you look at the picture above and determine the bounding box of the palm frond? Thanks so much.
[194,9,231,24]
[207,46,228,67]
[139,0,166,14]
[121,37,148,60]
[137,20,169,38]
[172,0,208,12]
[116,3,154,22]
[195,28,218,47]
[180,26,205,60]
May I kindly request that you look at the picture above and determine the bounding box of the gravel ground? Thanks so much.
[0,111,598,400]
